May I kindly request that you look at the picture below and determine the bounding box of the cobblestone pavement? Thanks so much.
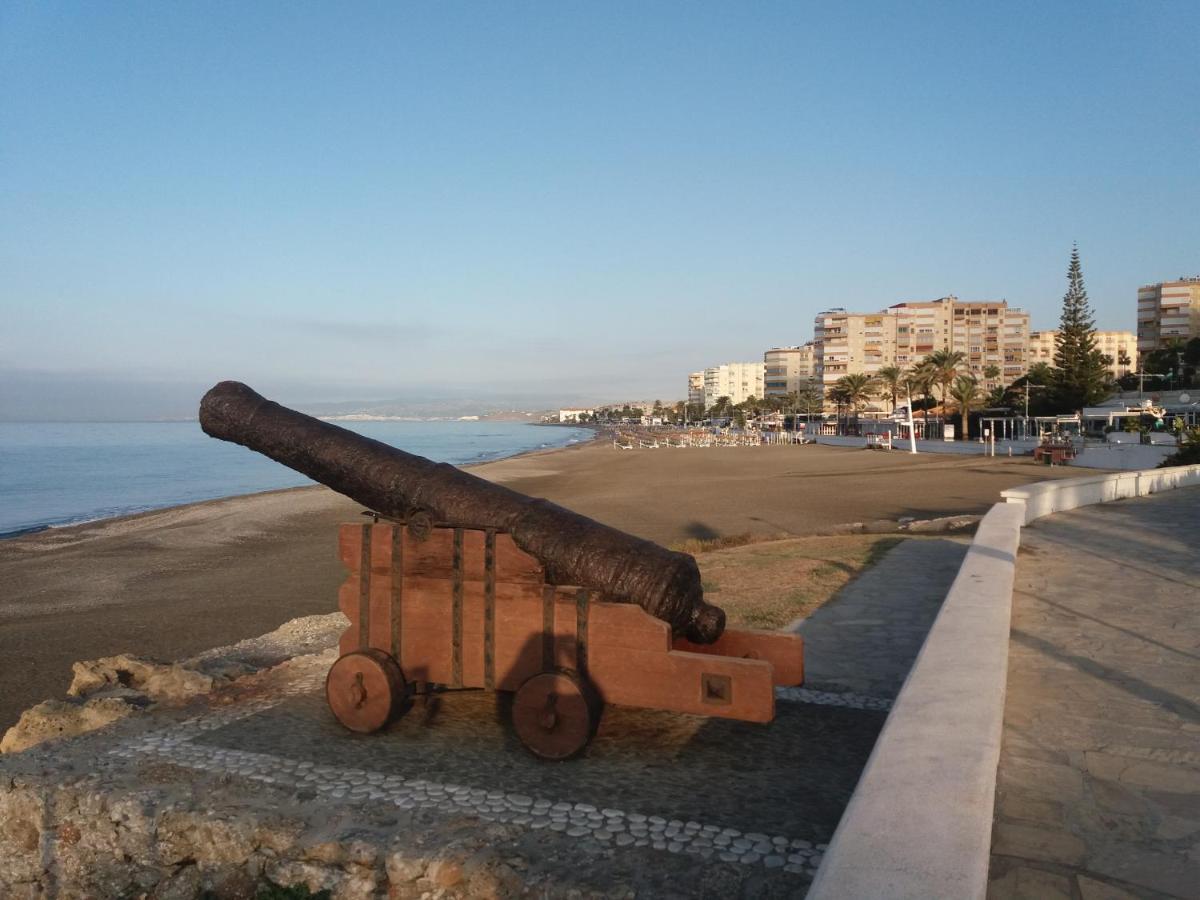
[89,653,880,896]
[792,537,970,698]
[989,487,1200,900]
[2,536,969,897]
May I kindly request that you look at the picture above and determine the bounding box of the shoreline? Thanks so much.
[0,424,602,543]
[1,436,1091,733]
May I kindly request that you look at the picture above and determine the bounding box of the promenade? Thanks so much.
[989,487,1200,899]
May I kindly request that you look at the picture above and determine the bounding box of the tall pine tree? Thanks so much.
[1052,245,1110,411]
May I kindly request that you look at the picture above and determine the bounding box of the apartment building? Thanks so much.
[1137,278,1200,354]
[1029,330,1137,378]
[812,310,898,395]
[812,297,1030,397]
[702,362,765,408]
[763,344,816,397]
[687,372,705,407]
[557,408,594,423]
[890,297,1029,390]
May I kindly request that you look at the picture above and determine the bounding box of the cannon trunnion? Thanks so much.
[327,519,805,759]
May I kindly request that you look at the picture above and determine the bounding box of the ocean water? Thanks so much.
[0,421,591,538]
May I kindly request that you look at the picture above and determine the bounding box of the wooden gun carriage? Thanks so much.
[327,517,805,759]
[198,381,804,760]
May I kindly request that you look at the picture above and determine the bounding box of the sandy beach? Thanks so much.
[0,438,1087,733]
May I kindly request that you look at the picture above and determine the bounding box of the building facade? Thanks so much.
[557,408,594,423]
[812,297,1030,400]
[763,344,816,397]
[1137,279,1200,354]
[1029,330,1137,379]
[702,362,765,408]
[687,372,705,408]
[812,310,898,396]
[890,297,1029,391]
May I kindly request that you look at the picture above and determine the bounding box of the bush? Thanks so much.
[1158,427,1200,467]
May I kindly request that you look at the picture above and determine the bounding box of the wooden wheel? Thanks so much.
[326,649,407,734]
[512,669,601,760]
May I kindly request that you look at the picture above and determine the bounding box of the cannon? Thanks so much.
[200,382,804,758]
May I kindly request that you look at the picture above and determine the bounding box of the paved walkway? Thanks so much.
[989,487,1200,900]
[793,537,970,699]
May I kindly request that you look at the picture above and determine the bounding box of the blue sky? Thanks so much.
[2,1,1197,416]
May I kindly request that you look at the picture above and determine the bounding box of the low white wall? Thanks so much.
[810,462,1200,899]
[1002,462,1200,524]
[1071,444,1174,471]
[808,502,1024,900]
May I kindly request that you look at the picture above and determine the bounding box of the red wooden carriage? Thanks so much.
[326,517,805,759]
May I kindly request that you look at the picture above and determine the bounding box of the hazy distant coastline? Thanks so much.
[0,420,593,539]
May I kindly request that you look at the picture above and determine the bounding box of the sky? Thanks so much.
[2,1,1198,418]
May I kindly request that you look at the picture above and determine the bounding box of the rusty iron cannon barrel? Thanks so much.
[199,381,725,643]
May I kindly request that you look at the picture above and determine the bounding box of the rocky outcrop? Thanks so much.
[0,696,139,755]
[830,514,981,535]
[0,775,530,899]
[1,613,347,757]
[68,655,215,702]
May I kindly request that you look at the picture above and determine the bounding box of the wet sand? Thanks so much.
[0,440,1086,733]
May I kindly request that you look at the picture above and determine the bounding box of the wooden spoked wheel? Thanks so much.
[325,649,407,734]
[512,669,601,760]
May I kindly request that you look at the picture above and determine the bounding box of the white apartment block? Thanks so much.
[813,297,1030,398]
[813,310,898,393]
[1029,330,1137,379]
[687,372,705,407]
[763,344,816,397]
[1137,278,1200,354]
[891,297,1029,389]
[702,362,765,408]
[558,408,594,423]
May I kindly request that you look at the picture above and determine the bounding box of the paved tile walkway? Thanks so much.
[989,487,1200,900]
[793,537,970,699]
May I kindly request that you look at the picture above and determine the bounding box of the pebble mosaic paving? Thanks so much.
[110,655,893,882]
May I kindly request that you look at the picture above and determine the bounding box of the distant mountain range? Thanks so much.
[0,370,596,422]
[298,398,555,421]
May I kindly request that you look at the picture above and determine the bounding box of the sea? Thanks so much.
[0,420,592,539]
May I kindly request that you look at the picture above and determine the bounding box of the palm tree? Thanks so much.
[908,361,937,431]
[836,373,876,429]
[709,395,733,420]
[927,350,967,414]
[798,386,824,421]
[876,366,903,414]
[1026,362,1054,385]
[826,384,850,431]
[949,375,981,441]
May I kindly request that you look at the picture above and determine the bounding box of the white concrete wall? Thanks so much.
[1071,444,1174,470]
[810,462,1200,898]
[1002,463,1200,524]
[808,502,1025,900]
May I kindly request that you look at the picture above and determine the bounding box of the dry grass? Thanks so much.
[693,534,906,630]
[670,532,788,555]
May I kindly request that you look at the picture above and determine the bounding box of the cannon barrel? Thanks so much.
[199,381,725,643]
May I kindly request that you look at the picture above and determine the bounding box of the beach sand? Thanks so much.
[0,439,1086,732]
